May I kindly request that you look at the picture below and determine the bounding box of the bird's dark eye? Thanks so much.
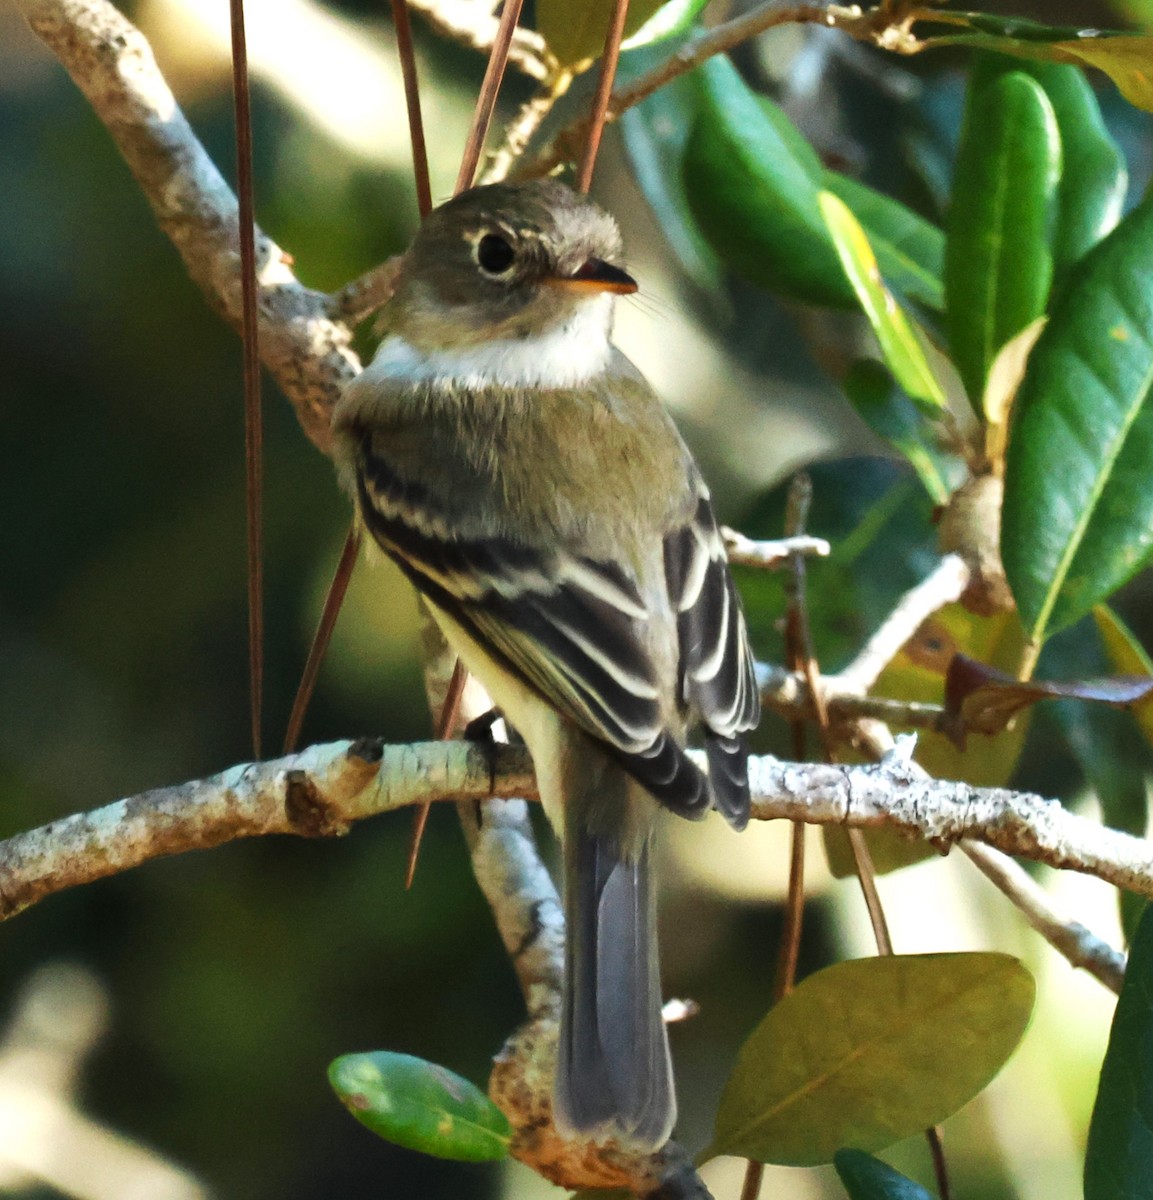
[476,233,516,274]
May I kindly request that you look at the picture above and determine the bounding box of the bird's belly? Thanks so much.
[425,599,568,835]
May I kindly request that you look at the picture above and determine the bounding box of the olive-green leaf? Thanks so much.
[834,1149,935,1200]
[329,1051,510,1162]
[1001,191,1153,643]
[536,0,668,67]
[1085,904,1153,1197]
[684,56,852,307]
[821,192,947,413]
[945,70,1060,406]
[842,360,951,504]
[1095,604,1153,755]
[707,953,1034,1166]
[917,14,1153,113]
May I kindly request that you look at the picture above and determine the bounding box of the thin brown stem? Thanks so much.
[405,658,470,888]
[752,475,814,1200]
[846,828,893,955]
[283,0,430,764]
[739,1160,764,1200]
[282,525,361,755]
[406,0,554,81]
[927,1125,951,1200]
[479,72,573,186]
[776,473,815,1004]
[229,0,264,760]
[455,0,527,194]
[576,0,631,193]
[846,731,948,1195]
[390,0,433,218]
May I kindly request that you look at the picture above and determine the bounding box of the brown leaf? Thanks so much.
[944,653,1153,745]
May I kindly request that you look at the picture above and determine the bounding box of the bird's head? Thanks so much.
[386,180,637,351]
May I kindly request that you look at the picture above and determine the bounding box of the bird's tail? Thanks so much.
[555,801,675,1150]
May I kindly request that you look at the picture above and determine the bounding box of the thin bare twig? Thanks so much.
[723,529,831,569]
[750,477,815,1200]
[281,0,435,784]
[405,658,470,888]
[962,841,1126,994]
[759,669,948,733]
[739,1162,764,1200]
[778,475,817,995]
[837,554,970,694]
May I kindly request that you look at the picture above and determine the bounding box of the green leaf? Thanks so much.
[945,70,1060,405]
[684,61,944,310]
[1085,904,1153,1197]
[917,14,1153,113]
[706,953,1034,1165]
[621,73,725,291]
[820,192,947,412]
[978,57,1127,273]
[759,95,946,309]
[824,174,945,311]
[1002,191,1153,642]
[536,0,667,67]
[842,360,951,503]
[834,1149,935,1200]
[329,1051,510,1162]
[684,57,854,307]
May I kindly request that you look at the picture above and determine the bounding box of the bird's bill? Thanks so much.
[547,257,638,295]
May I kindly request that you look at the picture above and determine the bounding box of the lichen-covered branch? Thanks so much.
[0,739,534,922]
[13,0,360,456]
[6,740,1153,923]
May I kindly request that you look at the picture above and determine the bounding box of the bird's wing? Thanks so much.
[663,485,760,828]
[354,437,712,819]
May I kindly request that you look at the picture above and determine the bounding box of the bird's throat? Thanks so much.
[366,295,615,390]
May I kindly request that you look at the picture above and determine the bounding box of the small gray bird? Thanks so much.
[333,179,759,1150]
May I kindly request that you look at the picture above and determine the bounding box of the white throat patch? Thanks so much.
[365,294,615,390]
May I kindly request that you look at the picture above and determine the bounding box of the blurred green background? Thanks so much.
[2,1,1152,1197]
